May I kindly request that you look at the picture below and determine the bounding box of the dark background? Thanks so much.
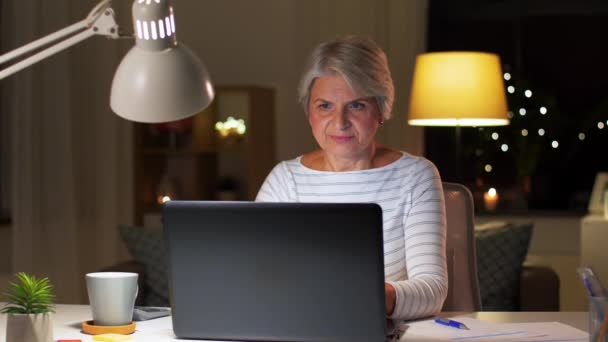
[425,0,608,212]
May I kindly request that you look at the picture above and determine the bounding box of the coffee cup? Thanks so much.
[86,272,138,326]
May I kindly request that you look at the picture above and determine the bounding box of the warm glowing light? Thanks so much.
[598,122,605,130]
[551,140,559,148]
[521,129,528,136]
[150,21,158,40]
[484,188,499,211]
[215,116,247,138]
[484,164,493,173]
[407,52,509,127]
[136,20,143,39]
[504,73,511,81]
[538,128,545,136]
[157,195,172,204]
[501,144,509,152]
[579,133,586,141]
[142,21,149,40]
[524,90,532,98]
[491,132,499,140]
[519,108,527,116]
[507,86,515,94]
[158,19,165,38]
[540,107,547,115]
[165,17,172,35]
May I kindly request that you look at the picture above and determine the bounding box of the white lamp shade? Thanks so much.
[110,43,214,123]
[408,52,509,127]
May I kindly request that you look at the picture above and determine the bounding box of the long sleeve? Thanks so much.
[386,162,448,320]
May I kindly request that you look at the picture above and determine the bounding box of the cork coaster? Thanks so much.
[82,320,136,335]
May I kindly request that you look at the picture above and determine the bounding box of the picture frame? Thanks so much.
[588,172,608,214]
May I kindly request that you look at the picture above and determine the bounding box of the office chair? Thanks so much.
[441,182,482,311]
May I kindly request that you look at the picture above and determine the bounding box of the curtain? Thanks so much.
[2,0,133,303]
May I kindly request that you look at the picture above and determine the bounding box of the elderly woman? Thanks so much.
[256,36,447,320]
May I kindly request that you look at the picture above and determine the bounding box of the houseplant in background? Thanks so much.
[1,272,55,342]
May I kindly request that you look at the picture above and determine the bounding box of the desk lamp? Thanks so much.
[0,0,214,123]
[407,52,509,179]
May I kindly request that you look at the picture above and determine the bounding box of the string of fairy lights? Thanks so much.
[479,70,608,176]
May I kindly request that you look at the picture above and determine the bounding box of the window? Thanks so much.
[426,2,608,212]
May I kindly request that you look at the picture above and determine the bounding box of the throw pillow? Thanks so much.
[475,222,533,311]
[119,225,169,307]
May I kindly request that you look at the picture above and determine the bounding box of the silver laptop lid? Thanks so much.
[164,201,386,342]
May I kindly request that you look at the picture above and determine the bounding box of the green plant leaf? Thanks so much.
[2,272,55,314]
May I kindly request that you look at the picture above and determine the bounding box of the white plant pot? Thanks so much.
[5,313,54,342]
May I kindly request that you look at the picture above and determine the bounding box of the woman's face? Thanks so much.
[308,74,382,161]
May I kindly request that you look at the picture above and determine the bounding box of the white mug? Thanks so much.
[86,272,138,326]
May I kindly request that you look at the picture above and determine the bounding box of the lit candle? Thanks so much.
[484,188,499,212]
[157,195,172,204]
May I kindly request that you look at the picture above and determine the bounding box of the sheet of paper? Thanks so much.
[400,317,588,341]
[490,322,587,341]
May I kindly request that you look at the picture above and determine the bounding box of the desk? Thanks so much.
[0,304,588,341]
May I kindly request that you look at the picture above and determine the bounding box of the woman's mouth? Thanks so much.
[329,135,353,143]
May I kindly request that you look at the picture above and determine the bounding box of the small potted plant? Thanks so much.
[1,272,55,342]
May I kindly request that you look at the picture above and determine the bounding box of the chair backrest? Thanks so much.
[441,182,482,311]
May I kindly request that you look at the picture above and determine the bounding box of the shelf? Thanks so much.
[133,86,276,225]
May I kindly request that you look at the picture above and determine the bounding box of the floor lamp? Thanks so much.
[0,0,214,123]
[407,52,510,180]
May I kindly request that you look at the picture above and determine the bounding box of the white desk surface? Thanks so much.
[0,304,589,341]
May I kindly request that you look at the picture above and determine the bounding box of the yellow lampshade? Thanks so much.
[408,52,509,127]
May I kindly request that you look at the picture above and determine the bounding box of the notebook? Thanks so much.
[163,201,387,342]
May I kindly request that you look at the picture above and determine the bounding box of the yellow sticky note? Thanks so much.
[92,334,132,342]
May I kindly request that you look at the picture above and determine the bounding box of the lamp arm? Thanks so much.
[0,0,120,80]
[0,20,88,66]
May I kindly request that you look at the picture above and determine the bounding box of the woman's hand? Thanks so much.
[385,282,396,315]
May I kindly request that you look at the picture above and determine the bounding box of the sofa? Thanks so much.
[107,223,560,311]
[103,260,559,311]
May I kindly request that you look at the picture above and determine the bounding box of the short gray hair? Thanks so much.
[298,36,395,120]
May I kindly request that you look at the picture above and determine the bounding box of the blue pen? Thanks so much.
[434,318,469,330]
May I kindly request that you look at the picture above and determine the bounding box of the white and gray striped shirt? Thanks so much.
[255,152,448,320]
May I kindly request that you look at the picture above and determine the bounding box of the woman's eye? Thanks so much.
[318,103,331,110]
[349,102,365,110]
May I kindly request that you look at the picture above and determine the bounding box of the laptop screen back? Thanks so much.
[163,201,386,342]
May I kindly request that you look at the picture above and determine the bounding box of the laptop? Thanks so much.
[163,201,387,342]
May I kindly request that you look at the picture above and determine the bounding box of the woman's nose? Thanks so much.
[332,110,351,130]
